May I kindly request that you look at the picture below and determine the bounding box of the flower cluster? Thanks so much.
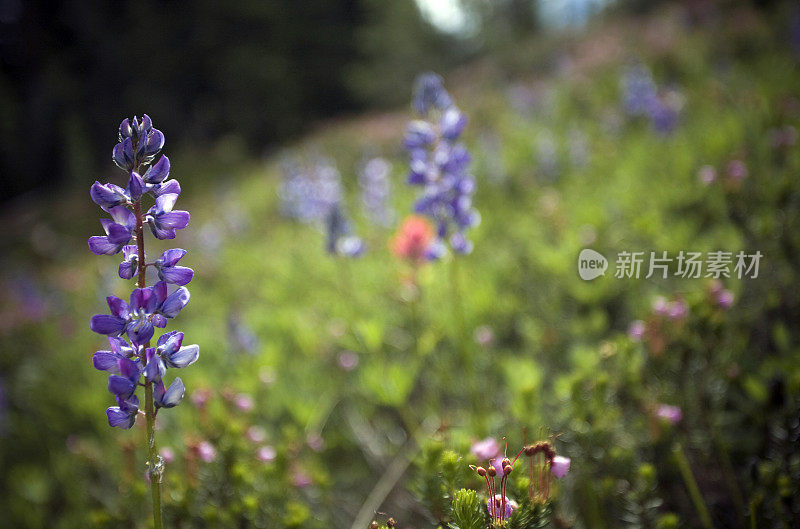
[470,436,570,526]
[278,155,364,257]
[697,159,748,188]
[621,64,683,134]
[403,73,479,256]
[88,115,197,429]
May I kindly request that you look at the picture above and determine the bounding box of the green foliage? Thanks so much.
[507,498,552,529]
[449,489,488,529]
[2,2,800,528]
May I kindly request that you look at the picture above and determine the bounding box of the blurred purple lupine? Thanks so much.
[403,73,479,256]
[622,64,682,134]
[279,155,364,257]
[358,157,395,227]
[87,115,196,527]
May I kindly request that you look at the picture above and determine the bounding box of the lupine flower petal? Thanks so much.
[156,331,184,354]
[441,107,467,140]
[403,121,436,149]
[160,287,190,318]
[117,357,141,381]
[127,172,144,200]
[106,223,132,246]
[143,155,170,184]
[126,318,154,346]
[159,248,186,267]
[118,244,138,279]
[107,206,136,229]
[154,378,185,408]
[88,236,122,255]
[151,314,167,328]
[154,193,178,213]
[150,179,181,198]
[160,266,194,286]
[116,137,136,169]
[152,281,168,305]
[144,129,165,157]
[139,114,152,133]
[164,344,199,368]
[108,375,136,399]
[107,406,136,429]
[134,286,161,314]
[157,211,190,229]
[92,351,122,373]
[119,118,132,140]
[90,314,126,335]
[144,348,165,382]
[90,181,128,208]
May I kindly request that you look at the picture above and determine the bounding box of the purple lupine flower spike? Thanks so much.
[404,73,478,256]
[90,114,197,458]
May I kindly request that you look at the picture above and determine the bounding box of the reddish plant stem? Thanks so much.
[133,193,163,529]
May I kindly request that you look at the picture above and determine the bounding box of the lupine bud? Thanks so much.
[143,155,170,184]
[127,172,144,201]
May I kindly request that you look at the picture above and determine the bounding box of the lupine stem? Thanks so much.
[134,196,163,529]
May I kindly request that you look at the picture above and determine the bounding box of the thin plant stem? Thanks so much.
[134,196,163,529]
[673,442,714,529]
[448,256,482,423]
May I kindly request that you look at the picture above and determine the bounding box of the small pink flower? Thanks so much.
[191,388,212,409]
[652,296,669,316]
[697,165,716,185]
[256,445,276,463]
[667,300,688,321]
[235,394,254,412]
[628,320,646,342]
[656,404,683,424]
[550,455,571,478]
[197,441,217,463]
[717,289,734,309]
[490,457,505,477]
[160,447,175,464]
[726,160,747,182]
[708,279,723,296]
[338,351,358,371]
[474,325,495,348]
[487,494,518,519]
[292,469,312,488]
[306,433,324,452]
[246,426,266,443]
[470,437,500,460]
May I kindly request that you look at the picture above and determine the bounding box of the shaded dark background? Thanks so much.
[0,0,472,202]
